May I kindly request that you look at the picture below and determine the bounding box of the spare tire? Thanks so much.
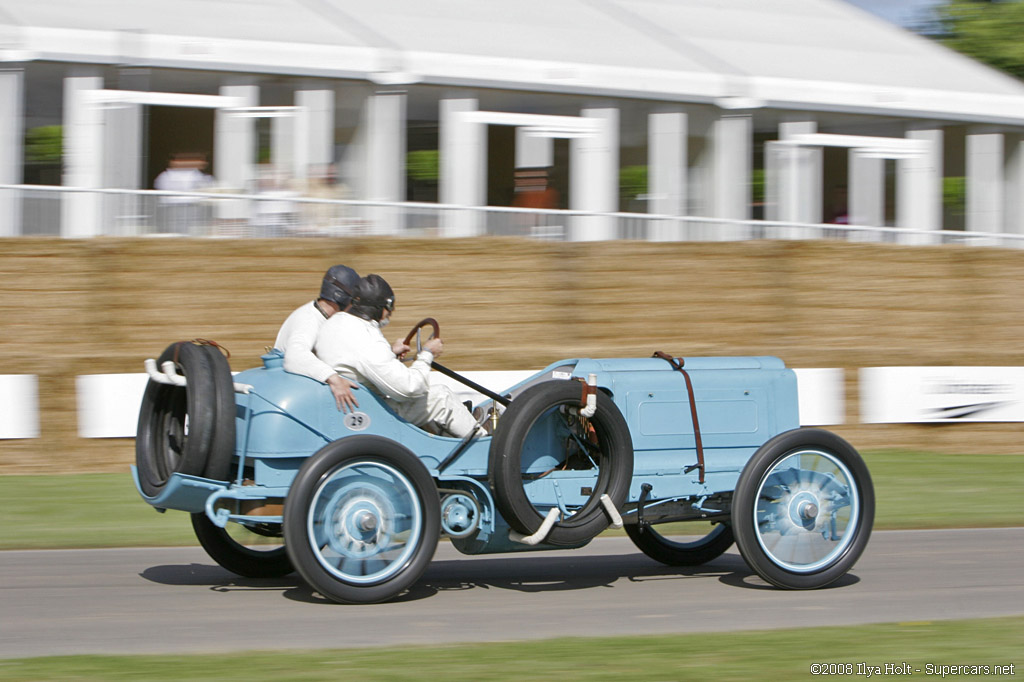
[489,380,633,546]
[136,341,227,496]
[198,344,237,482]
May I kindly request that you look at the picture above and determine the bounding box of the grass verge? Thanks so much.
[0,616,1020,681]
[0,450,1022,550]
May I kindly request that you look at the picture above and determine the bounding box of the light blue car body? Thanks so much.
[136,351,799,555]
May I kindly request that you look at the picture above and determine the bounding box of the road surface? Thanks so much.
[2,528,1022,658]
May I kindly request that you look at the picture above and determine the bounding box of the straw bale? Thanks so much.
[4,236,1024,472]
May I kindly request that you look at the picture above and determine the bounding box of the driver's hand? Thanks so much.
[422,337,444,358]
[326,374,360,413]
[392,340,411,359]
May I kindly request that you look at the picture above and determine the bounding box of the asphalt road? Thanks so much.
[2,528,1023,659]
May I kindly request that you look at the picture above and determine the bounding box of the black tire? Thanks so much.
[625,522,734,566]
[732,428,874,589]
[190,512,292,578]
[489,380,634,546]
[135,342,217,497]
[197,344,237,482]
[283,436,440,604]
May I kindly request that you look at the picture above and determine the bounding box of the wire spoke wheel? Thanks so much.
[284,436,440,604]
[733,428,874,589]
[309,462,420,584]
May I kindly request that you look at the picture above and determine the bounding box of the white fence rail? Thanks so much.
[3,183,1024,247]
[43,368,844,440]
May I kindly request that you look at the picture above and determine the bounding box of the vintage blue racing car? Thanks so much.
[133,320,874,604]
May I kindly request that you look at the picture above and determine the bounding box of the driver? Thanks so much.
[274,264,361,413]
[315,274,484,439]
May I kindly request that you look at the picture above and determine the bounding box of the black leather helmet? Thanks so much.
[350,274,395,322]
[320,264,359,309]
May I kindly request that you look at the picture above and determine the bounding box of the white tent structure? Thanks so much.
[2,0,1024,239]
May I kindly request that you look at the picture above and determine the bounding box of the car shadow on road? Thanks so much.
[139,563,318,601]
[139,549,858,605]
[405,551,785,600]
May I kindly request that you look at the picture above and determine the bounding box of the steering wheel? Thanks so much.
[402,318,440,357]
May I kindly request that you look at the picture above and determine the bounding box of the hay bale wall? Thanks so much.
[3,237,1024,474]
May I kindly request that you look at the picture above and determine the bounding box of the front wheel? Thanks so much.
[732,428,874,589]
[283,436,440,604]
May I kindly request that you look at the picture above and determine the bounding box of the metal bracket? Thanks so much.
[600,493,623,529]
[143,357,253,394]
[636,482,653,534]
[509,507,561,545]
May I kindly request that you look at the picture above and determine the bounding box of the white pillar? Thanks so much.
[648,109,687,241]
[1004,135,1024,235]
[271,114,294,179]
[273,90,331,183]
[101,101,142,236]
[569,107,618,241]
[440,98,485,236]
[365,91,406,202]
[849,151,885,228]
[363,91,406,234]
[0,69,24,236]
[214,84,257,226]
[215,84,258,191]
[898,127,943,243]
[711,114,752,239]
[778,120,821,225]
[966,128,1004,234]
[297,89,334,170]
[102,103,141,189]
[61,75,104,237]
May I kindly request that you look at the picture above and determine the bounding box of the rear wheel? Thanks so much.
[732,428,874,589]
[191,513,292,578]
[284,436,440,604]
[625,522,734,566]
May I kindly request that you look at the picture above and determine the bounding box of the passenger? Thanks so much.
[315,274,484,438]
[274,264,361,413]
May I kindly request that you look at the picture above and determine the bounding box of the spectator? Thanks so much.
[153,152,215,235]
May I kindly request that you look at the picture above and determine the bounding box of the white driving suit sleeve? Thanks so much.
[357,338,433,402]
[316,313,479,438]
[274,302,335,384]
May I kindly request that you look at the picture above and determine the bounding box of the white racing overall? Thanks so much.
[315,312,479,438]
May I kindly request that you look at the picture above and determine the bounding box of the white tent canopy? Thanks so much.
[2,0,1024,124]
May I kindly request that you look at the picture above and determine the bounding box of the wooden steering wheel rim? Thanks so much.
[403,318,440,347]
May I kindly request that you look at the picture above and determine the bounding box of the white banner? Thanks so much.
[75,373,150,438]
[0,374,39,439]
[794,368,845,426]
[860,366,1024,423]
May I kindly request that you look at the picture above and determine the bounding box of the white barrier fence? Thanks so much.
[0,368,844,440]
[5,184,1024,247]
[2,366,1021,440]
[860,367,1024,423]
[0,375,39,439]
